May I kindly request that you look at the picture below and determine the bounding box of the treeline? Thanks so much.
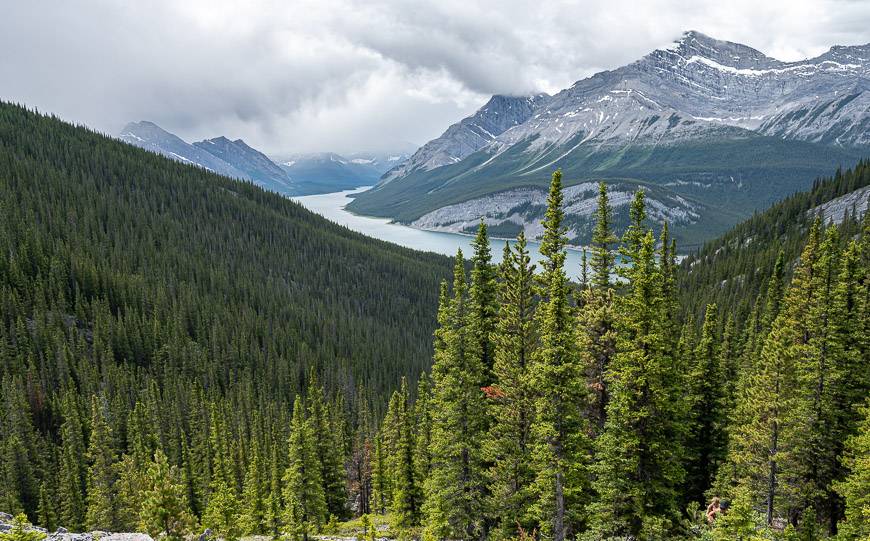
[0,103,452,533]
[678,160,870,324]
[362,173,869,540]
[1,101,869,541]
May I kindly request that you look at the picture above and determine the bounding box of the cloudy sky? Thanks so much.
[2,0,868,154]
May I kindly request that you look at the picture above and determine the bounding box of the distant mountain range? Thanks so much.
[349,31,870,248]
[118,122,409,196]
[276,152,410,196]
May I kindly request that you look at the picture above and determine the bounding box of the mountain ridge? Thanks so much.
[350,31,869,247]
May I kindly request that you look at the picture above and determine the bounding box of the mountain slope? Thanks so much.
[193,136,294,193]
[350,31,869,248]
[278,152,386,195]
[119,120,249,179]
[378,93,548,185]
[1,101,452,405]
[678,159,870,321]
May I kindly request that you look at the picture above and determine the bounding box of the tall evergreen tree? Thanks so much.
[529,171,591,541]
[58,396,86,531]
[390,379,421,529]
[283,397,326,541]
[485,232,537,540]
[684,304,727,505]
[140,449,191,541]
[726,221,823,527]
[591,229,686,540]
[307,375,348,520]
[422,250,487,540]
[579,182,618,432]
[85,396,117,530]
[470,222,499,385]
[834,402,870,540]
[239,438,267,534]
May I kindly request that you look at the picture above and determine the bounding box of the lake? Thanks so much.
[292,187,592,280]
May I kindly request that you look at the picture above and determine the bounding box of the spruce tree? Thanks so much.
[470,221,499,384]
[36,484,56,533]
[58,396,86,531]
[283,397,327,541]
[529,170,591,541]
[240,438,267,535]
[390,379,421,529]
[307,375,348,520]
[85,396,117,531]
[727,222,822,527]
[413,373,433,498]
[140,449,191,541]
[422,249,487,540]
[590,229,686,539]
[834,402,870,540]
[579,183,617,432]
[684,304,727,505]
[485,231,537,539]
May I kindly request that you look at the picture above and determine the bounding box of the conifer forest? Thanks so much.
[1,103,869,541]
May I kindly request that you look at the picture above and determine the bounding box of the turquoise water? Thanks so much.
[292,187,591,280]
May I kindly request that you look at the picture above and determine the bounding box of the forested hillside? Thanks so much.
[1,102,868,541]
[678,161,870,322]
[0,102,451,528]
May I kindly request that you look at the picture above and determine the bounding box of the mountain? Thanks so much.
[277,152,393,195]
[1,98,452,423]
[349,31,869,248]
[377,93,548,185]
[119,121,249,179]
[119,120,296,194]
[345,150,413,175]
[193,136,294,193]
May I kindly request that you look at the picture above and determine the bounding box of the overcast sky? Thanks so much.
[2,0,868,154]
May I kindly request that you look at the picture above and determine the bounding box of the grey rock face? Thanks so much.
[378,93,549,185]
[118,122,248,179]
[495,31,870,153]
[193,136,294,193]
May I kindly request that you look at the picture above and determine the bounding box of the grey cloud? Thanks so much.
[1,0,868,154]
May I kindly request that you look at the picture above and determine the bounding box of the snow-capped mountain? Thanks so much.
[378,93,548,185]
[193,136,293,193]
[119,121,248,180]
[276,152,387,195]
[118,122,295,194]
[349,31,869,247]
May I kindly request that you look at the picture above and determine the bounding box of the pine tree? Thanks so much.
[579,183,618,433]
[283,397,327,541]
[36,484,56,533]
[422,249,487,540]
[590,181,616,291]
[485,231,537,539]
[470,221,499,385]
[413,373,433,499]
[307,375,348,520]
[58,395,86,531]
[240,438,267,534]
[264,444,284,536]
[590,229,686,539]
[0,514,46,541]
[204,406,241,541]
[834,403,870,540]
[370,433,388,516]
[685,304,727,505]
[140,449,191,541]
[390,379,421,529]
[85,396,117,531]
[529,170,591,541]
[727,222,822,527]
